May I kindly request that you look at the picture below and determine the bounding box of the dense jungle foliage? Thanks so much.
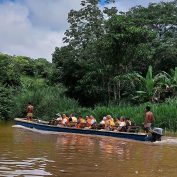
[1,0,177,131]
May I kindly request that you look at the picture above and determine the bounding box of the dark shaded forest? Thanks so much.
[52,0,177,106]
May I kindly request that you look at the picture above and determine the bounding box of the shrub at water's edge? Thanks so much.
[0,85,13,120]
[10,77,80,120]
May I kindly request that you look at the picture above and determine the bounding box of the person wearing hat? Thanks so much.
[56,113,62,125]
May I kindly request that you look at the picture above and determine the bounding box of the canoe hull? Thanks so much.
[14,118,153,142]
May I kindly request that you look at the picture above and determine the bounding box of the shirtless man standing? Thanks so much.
[144,106,154,133]
[26,102,34,121]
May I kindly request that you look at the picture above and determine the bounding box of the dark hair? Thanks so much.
[28,102,32,105]
[146,106,150,111]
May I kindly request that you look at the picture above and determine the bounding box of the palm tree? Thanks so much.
[131,66,169,103]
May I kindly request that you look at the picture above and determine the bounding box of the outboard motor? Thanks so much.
[151,127,163,142]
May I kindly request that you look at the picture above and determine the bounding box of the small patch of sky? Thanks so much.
[0,0,16,3]
[100,0,105,6]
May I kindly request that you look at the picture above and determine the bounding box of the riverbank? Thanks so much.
[3,75,177,133]
[10,97,177,133]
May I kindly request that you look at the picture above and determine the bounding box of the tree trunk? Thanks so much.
[118,80,121,105]
[113,83,117,102]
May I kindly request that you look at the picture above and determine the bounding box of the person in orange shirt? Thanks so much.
[77,115,86,128]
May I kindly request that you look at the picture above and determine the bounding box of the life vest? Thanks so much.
[72,117,77,123]
[80,118,86,123]
[87,118,91,124]
[110,120,115,126]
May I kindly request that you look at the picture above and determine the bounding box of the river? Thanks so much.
[0,122,177,177]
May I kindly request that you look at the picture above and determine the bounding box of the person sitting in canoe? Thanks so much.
[105,115,115,130]
[99,116,107,129]
[71,115,77,123]
[67,113,77,127]
[115,116,121,127]
[48,113,62,125]
[125,117,132,126]
[117,117,126,132]
[61,114,69,126]
[56,113,62,124]
[125,117,132,132]
[85,115,91,127]
[90,115,97,129]
[77,115,86,128]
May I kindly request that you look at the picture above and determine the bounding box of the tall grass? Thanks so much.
[92,98,177,132]
[11,77,79,120]
[11,76,177,132]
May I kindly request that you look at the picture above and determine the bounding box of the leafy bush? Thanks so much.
[0,85,12,120]
[11,78,79,120]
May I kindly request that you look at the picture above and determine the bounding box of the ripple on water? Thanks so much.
[0,169,52,176]
[0,157,53,176]
[153,137,177,146]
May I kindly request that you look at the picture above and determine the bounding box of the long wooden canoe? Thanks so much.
[14,118,162,142]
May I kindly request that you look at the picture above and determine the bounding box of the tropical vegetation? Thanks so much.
[1,0,177,132]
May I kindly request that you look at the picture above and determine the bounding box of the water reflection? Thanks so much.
[0,158,52,176]
[1,124,177,176]
[99,139,131,160]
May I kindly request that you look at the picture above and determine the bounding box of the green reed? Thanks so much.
[11,77,79,120]
[92,98,177,132]
[11,76,177,132]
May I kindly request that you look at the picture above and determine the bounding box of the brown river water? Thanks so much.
[1,122,177,177]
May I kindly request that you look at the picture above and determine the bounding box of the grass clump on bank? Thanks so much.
[11,77,80,120]
[92,98,177,132]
